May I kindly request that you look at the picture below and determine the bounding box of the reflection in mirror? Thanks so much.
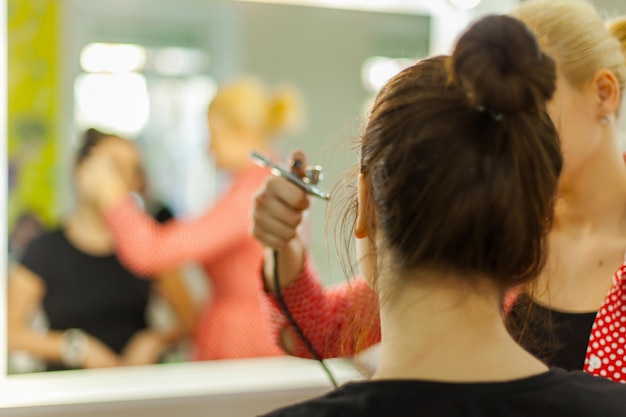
[6,0,432,374]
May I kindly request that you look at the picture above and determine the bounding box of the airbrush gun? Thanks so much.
[249,150,336,387]
[250,151,331,201]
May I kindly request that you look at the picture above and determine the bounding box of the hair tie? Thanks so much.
[476,105,504,122]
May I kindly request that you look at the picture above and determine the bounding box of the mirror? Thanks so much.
[7,0,437,374]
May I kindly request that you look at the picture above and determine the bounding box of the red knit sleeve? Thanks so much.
[267,256,381,359]
[104,167,266,277]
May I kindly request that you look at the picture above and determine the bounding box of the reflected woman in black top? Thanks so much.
[262,15,626,417]
[7,129,193,371]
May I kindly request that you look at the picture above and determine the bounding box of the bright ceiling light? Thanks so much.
[80,43,147,73]
[153,47,209,76]
[74,73,150,135]
[361,56,412,93]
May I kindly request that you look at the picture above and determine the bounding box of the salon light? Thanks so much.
[449,0,481,10]
[153,47,209,76]
[74,72,150,136]
[361,56,412,93]
[80,43,147,73]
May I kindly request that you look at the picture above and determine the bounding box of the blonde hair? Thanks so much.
[609,16,626,55]
[512,0,626,106]
[208,77,302,137]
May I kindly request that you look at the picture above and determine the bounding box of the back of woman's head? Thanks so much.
[512,0,626,108]
[358,14,561,290]
[208,77,302,137]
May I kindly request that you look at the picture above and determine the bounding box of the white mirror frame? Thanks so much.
[0,0,7,381]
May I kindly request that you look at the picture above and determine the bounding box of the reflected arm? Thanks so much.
[153,268,197,341]
[104,167,267,276]
[8,264,122,369]
[7,264,67,363]
[120,269,196,366]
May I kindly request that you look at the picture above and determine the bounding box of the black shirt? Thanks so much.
[20,229,151,370]
[262,369,626,417]
[508,294,596,371]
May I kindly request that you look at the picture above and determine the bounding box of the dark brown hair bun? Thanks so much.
[449,15,556,116]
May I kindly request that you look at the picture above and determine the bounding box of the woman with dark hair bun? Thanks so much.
[257,14,625,417]
[254,0,626,386]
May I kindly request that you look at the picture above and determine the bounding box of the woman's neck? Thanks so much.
[64,202,115,255]
[556,134,626,234]
[373,272,547,382]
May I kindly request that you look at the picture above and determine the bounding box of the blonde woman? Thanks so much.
[252,0,626,382]
[82,78,302,360]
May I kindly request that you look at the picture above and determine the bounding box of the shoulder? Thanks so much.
[216,165,270,207]
[260,393,362,417]
[260,382,408,417]
[263,372,626,416]
[18,229,67,276]
[20,229,65,261]
[237,165,271,190]
[554,371,626,412]
[561,370,626,393]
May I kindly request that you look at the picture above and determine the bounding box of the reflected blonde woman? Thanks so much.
[82,78,303,360]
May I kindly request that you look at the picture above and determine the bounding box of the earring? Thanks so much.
[600,115,610,125]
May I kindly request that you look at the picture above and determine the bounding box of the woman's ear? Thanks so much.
[355,173,372,239]
[593,68,620,117]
